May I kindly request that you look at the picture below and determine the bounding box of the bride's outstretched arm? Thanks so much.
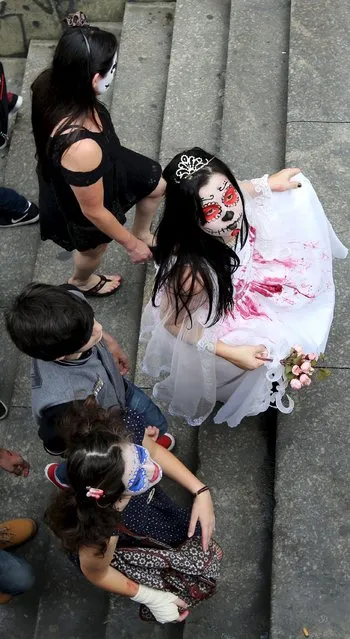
[238,167,302,197]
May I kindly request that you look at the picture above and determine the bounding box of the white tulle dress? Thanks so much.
[140,174,347,427]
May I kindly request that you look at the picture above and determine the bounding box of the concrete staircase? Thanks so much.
[0,1,349,638]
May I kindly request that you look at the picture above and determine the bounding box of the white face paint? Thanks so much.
[121,444,163,497]
[199,173,243,243]
[95,52,118,94]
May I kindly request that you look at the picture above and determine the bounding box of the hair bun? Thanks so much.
[63,11,89,28]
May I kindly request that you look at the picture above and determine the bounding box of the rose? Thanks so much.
[299,373,312,387]
[307,353,318,361]
[300,361,311,373]
[292,365,302,376]
[290,378,302,390]
[292,345,303,354]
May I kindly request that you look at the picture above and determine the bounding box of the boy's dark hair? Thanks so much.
[5,283,94,361]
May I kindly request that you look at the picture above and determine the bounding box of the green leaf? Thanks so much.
[316,367,331,381]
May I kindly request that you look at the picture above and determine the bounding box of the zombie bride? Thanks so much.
[140,148,347,427]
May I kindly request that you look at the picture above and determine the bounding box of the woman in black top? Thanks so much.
[31,14,165,296]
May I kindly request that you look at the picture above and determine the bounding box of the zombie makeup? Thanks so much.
[95,53,118,94]
[199,173,243,245]
[122,444,163,496]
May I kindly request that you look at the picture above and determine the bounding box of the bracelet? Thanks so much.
[193,485,210,498]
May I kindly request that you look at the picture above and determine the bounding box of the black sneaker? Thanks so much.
[0,400,8,420]
[0,202,39,228]
[7,93,23,115]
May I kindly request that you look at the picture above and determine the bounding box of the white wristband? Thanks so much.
[131,584,181,624]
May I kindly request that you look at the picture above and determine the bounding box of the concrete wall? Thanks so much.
[0,0,175,57]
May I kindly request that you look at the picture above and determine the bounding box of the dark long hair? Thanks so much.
[46,400,130,555]
[31,25,117,173]
[152,147,248,326]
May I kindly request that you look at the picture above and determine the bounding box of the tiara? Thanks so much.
[174,154,213,183]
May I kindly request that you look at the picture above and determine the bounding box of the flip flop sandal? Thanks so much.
[83,274,122,298]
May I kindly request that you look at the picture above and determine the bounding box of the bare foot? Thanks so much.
[69,273,122,295]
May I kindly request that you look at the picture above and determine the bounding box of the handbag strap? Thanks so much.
[115,523,173,550]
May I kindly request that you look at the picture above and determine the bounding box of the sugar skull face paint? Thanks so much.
[199,173,243,242]
[95,53,118,94]
[122,444,163,496]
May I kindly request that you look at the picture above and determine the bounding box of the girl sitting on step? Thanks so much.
[46,400,219,624]
[140,147,347,428]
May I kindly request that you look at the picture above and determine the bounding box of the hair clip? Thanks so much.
[174,154,214,183]
[86,486,104,500]
[63,11,89,28]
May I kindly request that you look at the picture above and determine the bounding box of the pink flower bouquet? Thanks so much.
[281,345,330,390]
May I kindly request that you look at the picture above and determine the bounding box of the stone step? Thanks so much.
[0,41,53,411]
[0,57,43,639]
[220,0,290,176]
[183,1,291,637]
[0,57,26,410]
[159,0,230,167]
[0,57,26,183]
[33,537,110,639]
[135,0,231,388]
[0,1,61,58]
[271,1,350,637]
[72,0,128,24]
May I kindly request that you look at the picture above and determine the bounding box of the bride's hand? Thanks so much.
[268,168,302,192]
[225,344,270,370]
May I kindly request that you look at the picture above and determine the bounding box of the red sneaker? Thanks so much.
[156,432,175,451]
[7,93,23,114]
[45,463,69,490]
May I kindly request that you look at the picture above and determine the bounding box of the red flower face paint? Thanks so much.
[202,202,222,222]
[222,184,239,207]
